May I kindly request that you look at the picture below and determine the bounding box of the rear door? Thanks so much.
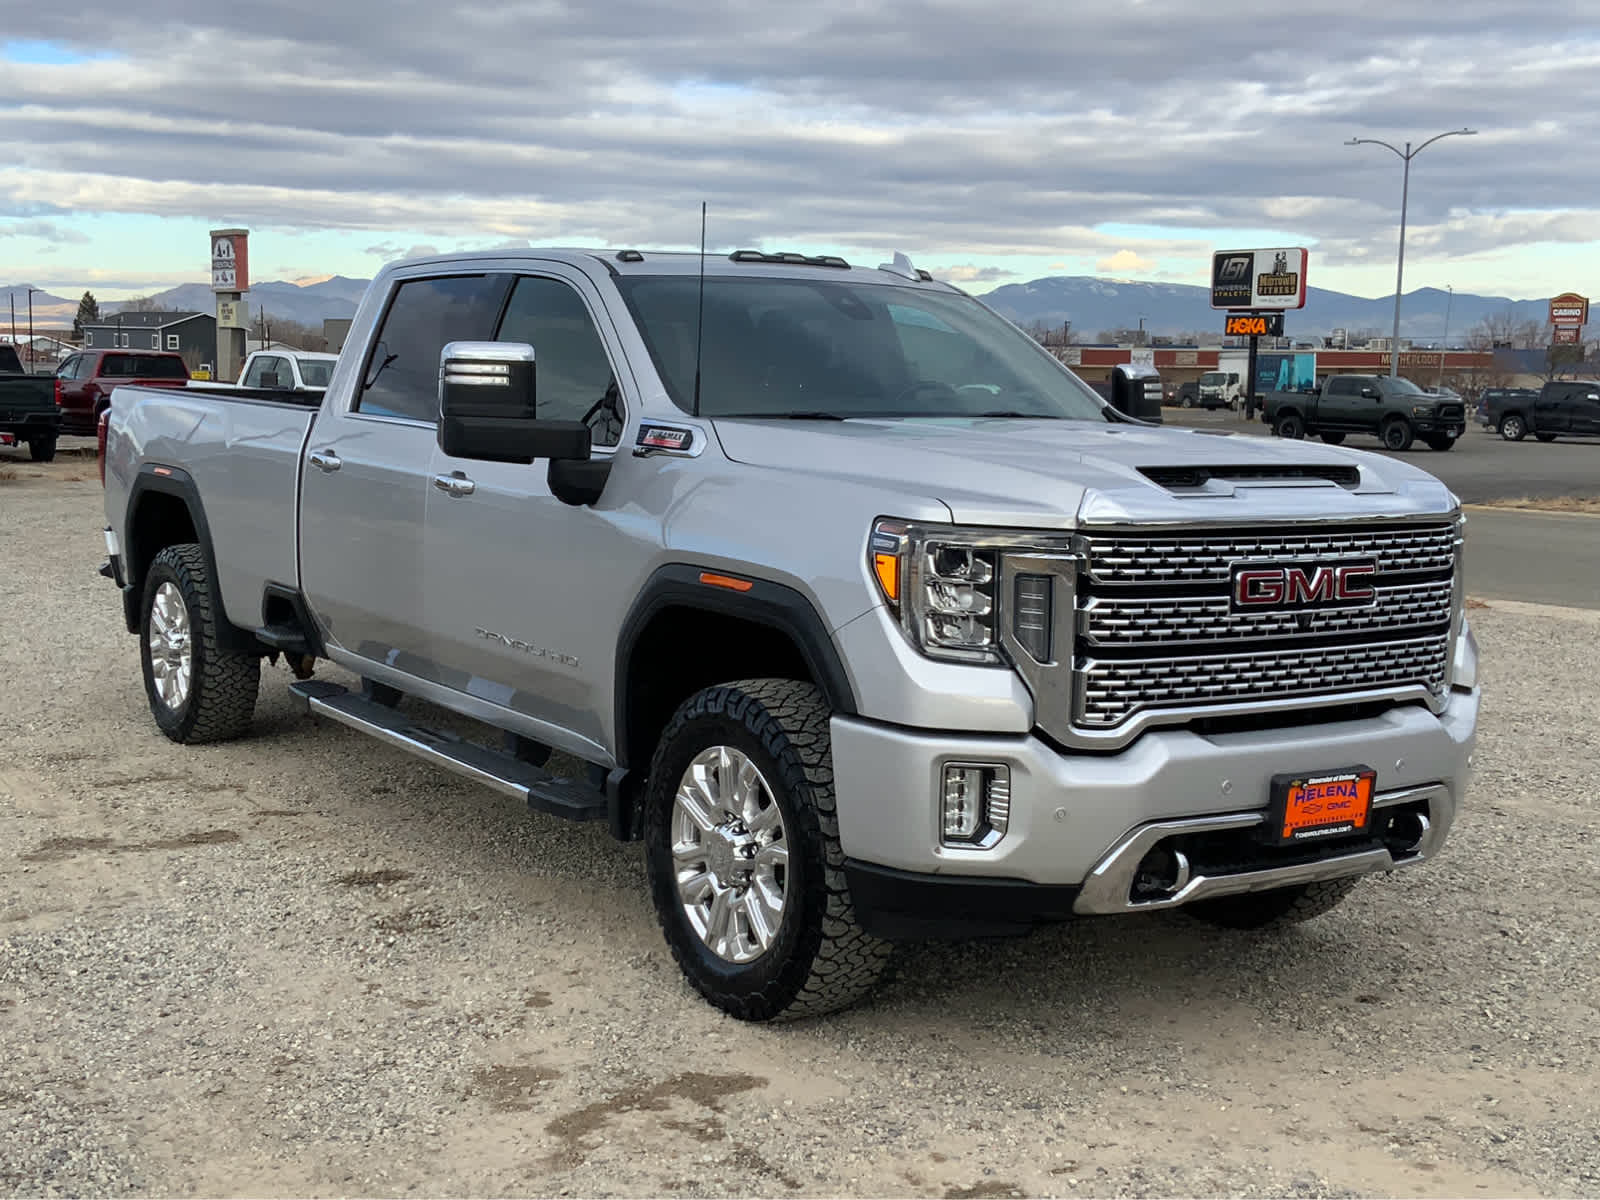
[298,272,511,677]
[1316,376,1364,429]
[1535,385,1573,434]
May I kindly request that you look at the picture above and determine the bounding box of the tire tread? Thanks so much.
[143,544,259,744]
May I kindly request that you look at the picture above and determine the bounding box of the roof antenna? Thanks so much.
[693,201,707,418]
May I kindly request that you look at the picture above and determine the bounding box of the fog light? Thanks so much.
[942,762,1010,847]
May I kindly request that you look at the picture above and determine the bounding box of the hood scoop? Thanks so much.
[1140,464,1361,492]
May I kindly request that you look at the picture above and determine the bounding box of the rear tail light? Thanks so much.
[53,377,62,407]
[97,409,110,486]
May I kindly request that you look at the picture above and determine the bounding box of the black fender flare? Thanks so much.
[613,563,858,769]
[122,464,258,655]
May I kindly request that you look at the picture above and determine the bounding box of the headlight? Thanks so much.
[1412,405,1434,417]
[870,519,1076,665]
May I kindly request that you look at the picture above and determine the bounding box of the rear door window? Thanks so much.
[355,275,508,422]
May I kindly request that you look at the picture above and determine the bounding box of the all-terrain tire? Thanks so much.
[1381,417,1415,451]
[28,435,57,462]
[643,679,891,1021]
[140,544,260,744]
[1274,412,1305,439]
[1185,876,1363,930]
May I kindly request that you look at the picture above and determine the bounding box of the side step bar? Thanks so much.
[289,680,608,822]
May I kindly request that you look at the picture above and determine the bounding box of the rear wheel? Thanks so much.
[1535,432,1558,443]
[643,679,891,1021]
[1381,417,1415,451]
[1182,395,1195,409]
[1319,431,1346,445]
[1499,413,1527,441]
[140,544,260,744]
[1424,435,1457,451]
[1186,877,1362,930]
[1274,413,1305,439]
[27,434,56,462]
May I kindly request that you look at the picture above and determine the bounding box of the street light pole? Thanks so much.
[1347,128,1478,377]
[1439,284,1454,387]
[26,287,37,373]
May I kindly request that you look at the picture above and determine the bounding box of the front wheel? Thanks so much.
[1320,431,1346,445]
[1186,877,1362,930]
[140,544,260,743]
[1424,435,1457,452]
[1381,417,1415,451]
[643,680,891,1021]
[27,434,57,462]
[1274,413,1305,439]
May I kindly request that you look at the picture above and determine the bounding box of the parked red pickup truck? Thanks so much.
[55,349,189,435]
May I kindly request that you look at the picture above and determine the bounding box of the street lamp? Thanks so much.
[1346,128,1478,377]
[1439,284,1454,387]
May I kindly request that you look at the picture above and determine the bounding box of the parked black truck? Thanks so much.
[0,343,62,461]
[1261,374,1465,452]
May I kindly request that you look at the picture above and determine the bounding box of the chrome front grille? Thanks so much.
[1081,523,1457,584]
[1077,635,1451,727]
[1082,579,1454,646]
[1069,519,1459,732]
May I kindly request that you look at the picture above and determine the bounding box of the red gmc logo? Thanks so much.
[1231,562,1377,610]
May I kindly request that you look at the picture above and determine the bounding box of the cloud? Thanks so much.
[1096,250,1158,275]
[935,264,1012,283]
[362,241,440,260]
[0,218,91,244]
[0,4,1595,296]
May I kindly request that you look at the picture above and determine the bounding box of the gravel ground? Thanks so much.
[3,459,1598,1198]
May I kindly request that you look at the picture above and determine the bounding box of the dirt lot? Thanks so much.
[4,459,1599,1198]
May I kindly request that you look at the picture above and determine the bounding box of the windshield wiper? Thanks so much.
[975,410,1059,419]
[716,411,847,421]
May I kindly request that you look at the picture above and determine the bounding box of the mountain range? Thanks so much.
[2,274,1566,341]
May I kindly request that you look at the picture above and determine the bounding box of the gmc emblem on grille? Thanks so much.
[1231,561,1378,610]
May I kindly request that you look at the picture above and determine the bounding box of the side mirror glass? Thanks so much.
[436,341,590,464]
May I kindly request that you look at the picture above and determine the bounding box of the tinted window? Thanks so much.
[497,276,622,444]
[355,275,505,422]
[100,354,189,379]
[1326,378,1355,396]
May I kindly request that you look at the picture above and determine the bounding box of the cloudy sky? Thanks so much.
[2,2,1596,302]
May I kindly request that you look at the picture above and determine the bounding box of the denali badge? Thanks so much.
[1230,561,1377,611]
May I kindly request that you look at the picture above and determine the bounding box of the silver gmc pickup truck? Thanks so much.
[100,247,1479,1021]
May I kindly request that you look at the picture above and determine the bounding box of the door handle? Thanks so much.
[432,471,476,498]
[308,449,342,472]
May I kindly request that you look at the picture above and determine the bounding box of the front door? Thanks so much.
[1572,386,1600,436]
[298,272,510,678]
[422,268,635,757]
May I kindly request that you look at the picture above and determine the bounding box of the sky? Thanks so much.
[2,2,1597,307]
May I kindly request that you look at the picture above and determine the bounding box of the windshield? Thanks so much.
[612,275,1107,420]
[1200,372,1224,385]
[1386,377,1425,396]
[296,358,333,387]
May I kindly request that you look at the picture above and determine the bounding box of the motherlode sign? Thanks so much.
[1210,248,1309,310]
[210,229,250,293]
[1549,292,1589,326]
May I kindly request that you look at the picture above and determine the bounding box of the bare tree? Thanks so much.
[119,295,164,313]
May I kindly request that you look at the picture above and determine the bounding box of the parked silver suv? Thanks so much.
[100,247,1479,1020]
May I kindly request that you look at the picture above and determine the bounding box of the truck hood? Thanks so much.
[711,416,1459,527]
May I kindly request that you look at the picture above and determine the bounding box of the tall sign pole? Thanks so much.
[210,228,249,382]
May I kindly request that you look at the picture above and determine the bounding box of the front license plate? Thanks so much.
[1269,767,1375,844]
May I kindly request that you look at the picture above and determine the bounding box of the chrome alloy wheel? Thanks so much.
[148,581,193,711]
[671,745,790,963]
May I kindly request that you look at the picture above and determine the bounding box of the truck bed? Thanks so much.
[104,385,319,632]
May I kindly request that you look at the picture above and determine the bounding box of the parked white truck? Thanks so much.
[98,247,1479,1021]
